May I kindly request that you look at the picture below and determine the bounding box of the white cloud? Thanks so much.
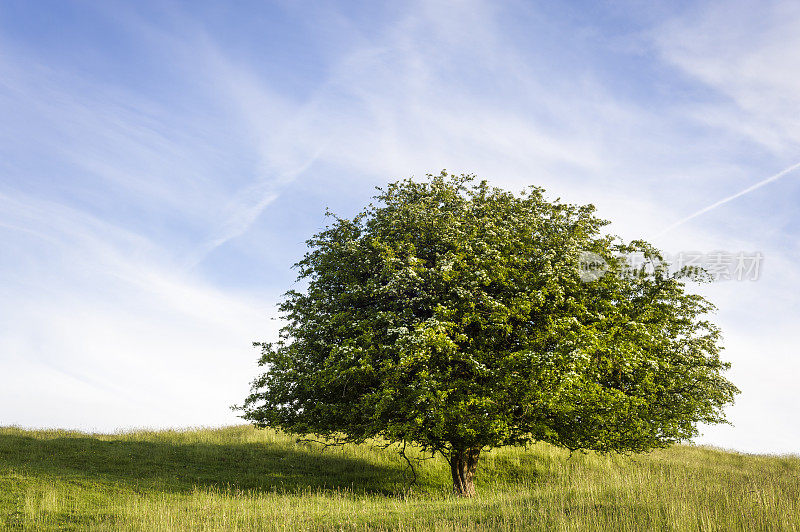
[0,191,277,430]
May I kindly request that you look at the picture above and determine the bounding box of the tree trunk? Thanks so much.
[450,448,480,497]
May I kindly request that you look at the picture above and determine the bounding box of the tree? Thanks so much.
[239,172,738,497]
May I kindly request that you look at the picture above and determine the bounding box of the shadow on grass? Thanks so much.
[0,432,409,495]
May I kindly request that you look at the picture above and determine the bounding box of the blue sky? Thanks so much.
[2,0,799,454]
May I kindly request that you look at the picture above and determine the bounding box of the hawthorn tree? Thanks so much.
[240,172,738,497]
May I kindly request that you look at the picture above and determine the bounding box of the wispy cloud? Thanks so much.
[654,1,800,154]
[0,189,275,429]
[189,145,328,265]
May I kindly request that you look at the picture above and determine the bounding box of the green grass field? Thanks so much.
[1,425,797,531]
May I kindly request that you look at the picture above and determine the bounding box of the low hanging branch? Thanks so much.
[399,440,417,486]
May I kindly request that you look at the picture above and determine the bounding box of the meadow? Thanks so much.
[1,425,798,530]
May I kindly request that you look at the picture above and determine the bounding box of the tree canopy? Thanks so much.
[240,172,738,496]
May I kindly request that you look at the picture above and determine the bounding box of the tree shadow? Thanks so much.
[0,432,408,495]
[477,453,544,485]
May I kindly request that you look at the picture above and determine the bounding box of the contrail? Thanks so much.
[656,161,800,237]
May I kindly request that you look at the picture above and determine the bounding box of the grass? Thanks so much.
[0,425,798,530]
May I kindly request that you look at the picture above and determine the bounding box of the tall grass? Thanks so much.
[1,425,797,530]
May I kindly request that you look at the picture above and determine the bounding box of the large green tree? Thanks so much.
[240,172,738,496]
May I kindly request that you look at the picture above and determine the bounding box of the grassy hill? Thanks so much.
[1,425,797,530]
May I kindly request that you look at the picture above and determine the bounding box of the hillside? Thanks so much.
[1,425,797,530]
